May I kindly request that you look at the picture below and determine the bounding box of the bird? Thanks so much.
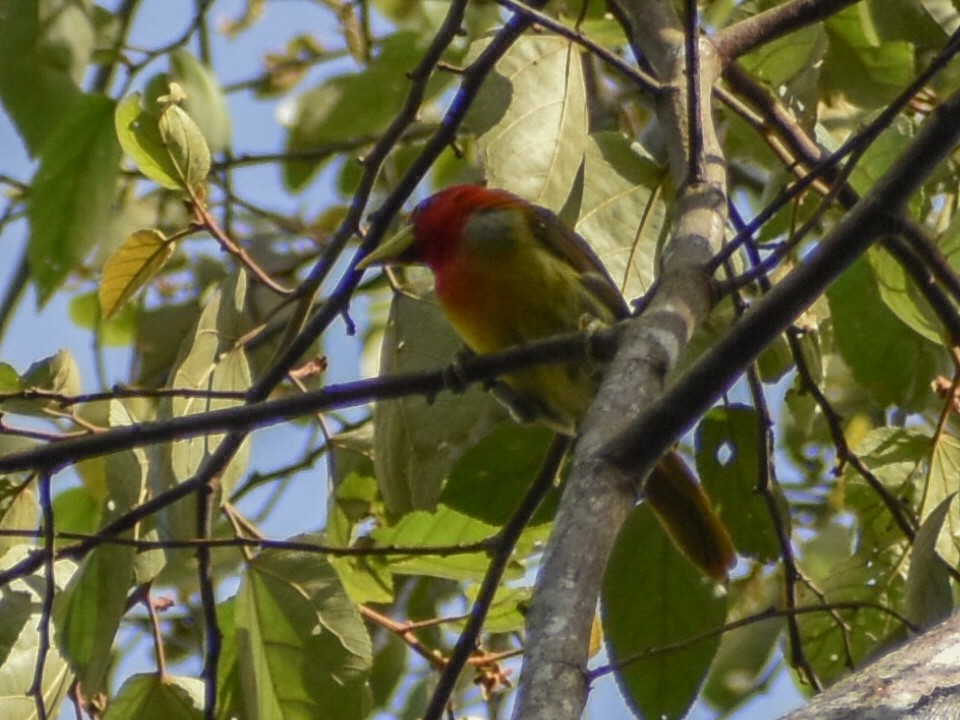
[359,184,734,580]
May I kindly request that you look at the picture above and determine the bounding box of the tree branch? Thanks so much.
[510,0,728,716]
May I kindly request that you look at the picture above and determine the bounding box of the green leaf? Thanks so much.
[53,542,135,694]
[99,229,177,319]
[796,536,907,684]
[844,428,929,551]
[0,350,82,417]
[115,91,210,191]
[372,505,503,581]
[0,0,90,155]
[372,281,506,514]
[462,583,531,633]
[115,93,183,190]
[467,34,588,212]
[53,400,149,693]
[701,576,784,712]
[849,114,915,197]
[905,494,955,629]
[234,546,372,719]
[28,93,122,303]
[0,546,77,716]
[52,486,102,544]
[575,132,670,299]
[695,405,782,562]
[169,48,233,153]
[69,291,138,347]
[870,211,960,344]
[918,0,960,34]
[0,477,38,559]
[149,273,251,539]
[216,599,248,720]
[326,429,394,605]
[823,5,916,108]
[440,422,557,526]
[158,102,211,190]
[602,504,727,720]
[828,259,946,410]
[929,434,960,567]
[743,23,828,87]
[283,32,443,190]
[103,674,204,720]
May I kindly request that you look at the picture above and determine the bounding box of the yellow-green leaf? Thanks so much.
[99,229,175,318]
[158,103,211,190]
[115,93,184,190]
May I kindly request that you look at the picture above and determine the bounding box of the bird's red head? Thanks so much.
[409,185,521,269]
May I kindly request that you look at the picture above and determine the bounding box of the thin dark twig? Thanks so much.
[684,0,704,184]
[590,599,919,679]
[422,434,572,720]
[0,527,499,557]
[197,479,220,719]
[28,472,54,720]
[0,324,615,476]
[747,367,820,689]
[723,211,821,688]
[727,204,919,542]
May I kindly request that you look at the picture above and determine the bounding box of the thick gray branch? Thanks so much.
[509,0,728,717]
[782,614,960,720]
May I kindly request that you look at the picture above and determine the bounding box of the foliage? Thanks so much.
[1,1,960,719]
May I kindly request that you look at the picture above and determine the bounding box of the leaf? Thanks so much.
[695,405,783,562]
[844,428,930,551]
[68,291,137,347]
[283,32,444,190]
[53,401,152,693]
[0,350,82,417]
[701,575,784,712]
[870,210,960,344]
[169,49,233,152]
[99,229,177,318]
[0,477,38,559]
[53,542,135,694]
[372,505,504,582]
[602,504,727,720]
[828,259,947,411]
[103,674,204,720]
[467,34,588,211]
[929,434,960,567]
[575,132,670,299]
[372,281,506,514]
[326,430,394,605]
[796,537,907,684]
[0,0,89,155]
[28,93,122,303]
[158,102,211,190]
[149,274,251,540]
[234,546,372,720]
[822,5,916,108]
[905,494,955,629]
[0,547,77,716]
[440,422,558,526]
[115,92,210,191]
[740,23,827,87]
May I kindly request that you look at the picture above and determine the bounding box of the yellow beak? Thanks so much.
[356,224,416,269]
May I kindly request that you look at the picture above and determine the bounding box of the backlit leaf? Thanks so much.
[99,229,176,318]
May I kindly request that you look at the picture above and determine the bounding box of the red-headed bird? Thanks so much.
[360,185,734,579]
